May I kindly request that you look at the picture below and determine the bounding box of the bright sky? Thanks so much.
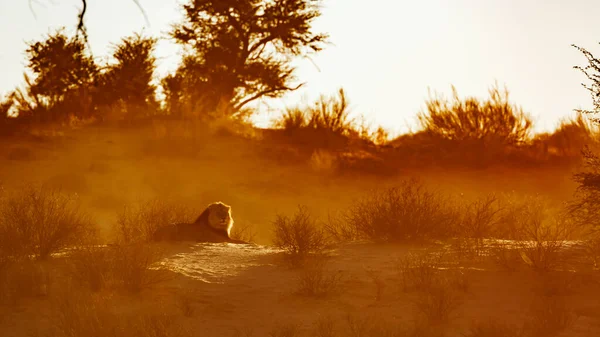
[1,0,600,136]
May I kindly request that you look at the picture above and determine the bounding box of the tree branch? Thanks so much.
[76,0,150,43]
[233,83,304,110]
[76,0,88,43]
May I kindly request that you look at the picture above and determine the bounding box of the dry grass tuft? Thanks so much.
[269,323,301,337]
[463,319,524,337]
[43,289,191,337]
[411,279,464,326]
[230,221,258,243]
[67,242,170,294]
[111,242,171,293]
[396,251,444,292]
[295,256,343,298]
[0,259,51,306]
[67,245,114,292]
[365,267,386,302]
[525,295,576,337]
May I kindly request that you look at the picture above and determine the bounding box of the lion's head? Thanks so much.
[194,201,234,237]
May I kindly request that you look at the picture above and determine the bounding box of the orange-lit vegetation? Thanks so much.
[2,1,600,336]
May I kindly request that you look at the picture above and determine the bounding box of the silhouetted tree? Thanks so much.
[165,0,329,118]
[96,33,159,120]
[569,147,600,229]
[23,29,97,121]
[160,56,206,119]
[573,44,600,123]
[570,43,600,229]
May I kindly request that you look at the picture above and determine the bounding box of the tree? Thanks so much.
[166,0,329,118]
[96,33,159,119]
[570,147,600,229]
[570,43,600,230]
[573,44,600,122]
[23,29,97,121]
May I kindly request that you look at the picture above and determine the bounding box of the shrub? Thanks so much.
[67,242,169,294]
[230,221,258,243]
[365,267,386,302]
[342,179,458,242]
[412,279,463,326]
[272,205,327,266]
[582,233,600,269]
[273,88,389,149]
[269,323,301,337]
[313,315,337,337]
[489,241,522,271]
[417,83,532,147]
[512,200,575,272]
[67,245,114,292]
[46,289,191,337]
[324,211,360,243]
[569,146,600,230]
[0,259,51,306]
[541,113,596,158]
[275,88,354,136]
[295,257,343,298]
[306,88,353,134]
[464,320,524,337]
[115,198,193,243]
[525,295,576,337]
[111,242,170,293]
[0,185,93,260]
[276,107,307,131]
[396,252,443,292]
[456,194,503,240]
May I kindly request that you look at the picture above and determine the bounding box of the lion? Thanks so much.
[152,202,248,244]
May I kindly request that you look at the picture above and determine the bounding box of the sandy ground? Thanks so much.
[2,241,599,337]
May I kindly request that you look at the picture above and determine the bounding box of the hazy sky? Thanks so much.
[1,0,600,135]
